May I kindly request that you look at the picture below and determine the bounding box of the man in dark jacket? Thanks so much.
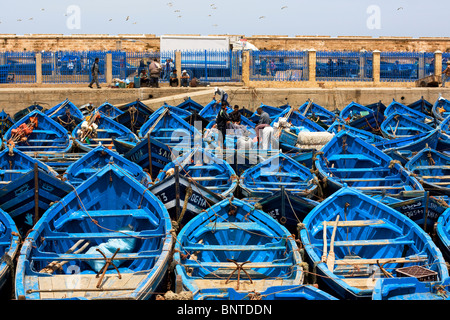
[230,105,241,124]
[215,101,231,149]
[88,57,101,89]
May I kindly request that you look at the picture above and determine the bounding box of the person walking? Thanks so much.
[88,57,101,89]
[148,58,162,88]
[443,61,450,88]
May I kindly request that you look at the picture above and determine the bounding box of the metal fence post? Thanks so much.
[418,51,425,79]
[35,52,42,84]
[204,49,208,82]
[373,50,380,85]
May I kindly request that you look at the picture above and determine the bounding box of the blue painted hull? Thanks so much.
[174,198,304,295]
[13,104,43,123]
[432,96,450,122]
[64,145,151,188]
[114,100,153,135]
[408,97,433,116]
[15,164,173,300]
[97,102,124,118]
[299,187,449,300]
[298,101,336,127]
[0,208,20,292]
[380,113,434,139]
[373,277,450,300]
[240,152,318,199]
[4,110,73,154]
[45,99,84,121]
[384,99,434,124]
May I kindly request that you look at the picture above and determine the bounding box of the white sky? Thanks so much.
[0,0,448,37]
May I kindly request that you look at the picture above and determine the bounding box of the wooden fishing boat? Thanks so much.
[315,131,424,199]
[198,99,232,122]
[145,104,191,124]
[148,168,224,228]
[194,284,338,300]
[0,110,14,139]
[0,165,72,236]
[204,115,256,150]
[239,107,254,119]
[256,187,320,235]
[114,99,153,135]
[373,277,450,300]
[345,101,385,134]
[0,147,58,185]
[327,120,385,144]
[299,186,449,300]
[405,147,450,196]
[436,206,450,261]
[15,164,173,300]
[63,145,152,188]
[432,95,450,122]
[408,96,433,116]
[138,107,201,149]
[380,112,434,139]
[297,100,336,127]
[45,99,84,133]
[249,103,288,123]
[97,102,124,118]
[339,101,374,123]
[0,208,20,292]
[155,147,238,198]
[4,109,73,154]
[13,104,44,122]
[239,153,318,199]
[384,99,434,125]
[123,136,173,180]
[173,198,304,295]
[175,97,204,113]
[72,111,139,153]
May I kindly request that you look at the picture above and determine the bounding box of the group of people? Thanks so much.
[213,87,272,149]
[137,58,165,88]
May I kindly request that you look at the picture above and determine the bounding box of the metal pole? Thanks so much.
[204,49,208,82]
[34,162,39,225]
[175,165,180,220]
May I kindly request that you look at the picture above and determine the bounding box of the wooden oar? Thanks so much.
[327,215,340,271]
[321,221,327,263]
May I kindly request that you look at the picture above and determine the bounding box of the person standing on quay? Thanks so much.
[149,58,162,88]
[88,57,101,89]
[442,61,450,88]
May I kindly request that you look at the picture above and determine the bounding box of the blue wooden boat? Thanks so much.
[373,277,450,300]
[384,99,434,125]
[408,96,433,116]
[272,108,326,132]
[14,164,173,300]
[45,99,84,121]
[256,187,320,235]
[146,104,191,123]
[406,147,450,196]
[380,112,434,139]
[339,101,374,122]
[0,110,14,139]
[438,114,450,137]
[327,120,385,144]
[240,152,318,199]
[299,186,449,300]
[436,207,450,261]
[432,95,450,122]
[194,284,338,300]
[4,109,73,154]
[173,198,304,295]
[138,108,201,149]
[123,136,173,180]
[114,99,153,135]
[0,208,20,292]
[13,104,44,122]
[155,147,238,198]
[45,99,84,132]
[346,101,385,134]
[175,97,204,113]
[148,168,224,228]
[315,131,424,200]
[249,103,288,123]
[63,145,152,188]
[298,100,336,127]
[239,107,254,119]
[0,166,72,236]
[72,111,139,153]
[198,99,232,122]
[97,101,124,118]
[0,147,58,185]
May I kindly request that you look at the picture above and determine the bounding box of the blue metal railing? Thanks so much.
[380,52,433,82]
[316,51,373,81]
[0,51,36,83]
[442,52,450,73]
[179,50,242,83]
[250,50,308,81]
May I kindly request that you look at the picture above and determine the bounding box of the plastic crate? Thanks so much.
[395,265,438,282]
